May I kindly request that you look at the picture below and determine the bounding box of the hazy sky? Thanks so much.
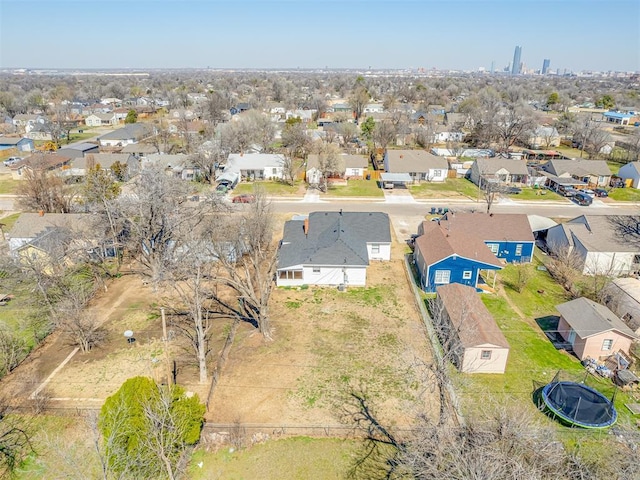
[1,0,638,72]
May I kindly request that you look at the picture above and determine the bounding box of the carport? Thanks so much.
[380,172,412,189]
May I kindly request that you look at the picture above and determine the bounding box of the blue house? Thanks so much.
[602,111,634,126]
[414,221,502,292]
[0,136,34,152]
[413,213,535,292]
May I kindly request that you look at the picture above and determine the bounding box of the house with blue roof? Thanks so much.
[603,111,635,126]
[276,211,391,287]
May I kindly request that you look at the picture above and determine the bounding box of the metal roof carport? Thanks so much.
[380,172,412,184]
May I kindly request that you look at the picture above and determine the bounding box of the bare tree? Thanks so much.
[313,142,340,192]
[0,329,27,378]
[479,177,502,214]
[494,101,538,155]
[17,159,77,213]
[349,82,370,123]
[55,285,105,353]
[373,120,397,151]
[0,399,34,477]
[208,189,277,339]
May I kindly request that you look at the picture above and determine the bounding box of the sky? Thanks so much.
[1,0,638,72]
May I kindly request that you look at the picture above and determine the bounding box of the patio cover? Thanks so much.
[381,172,412,183]
[527,215,558,232]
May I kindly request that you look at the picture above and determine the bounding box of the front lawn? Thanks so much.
[607,187,640,202]
[327,179,384,197]
[232,181,304,196]
[0,174,21,194]
[505,188,564,201]
[409,178,479,199]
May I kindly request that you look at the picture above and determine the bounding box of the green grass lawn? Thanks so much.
[63,131,97,144]
[607,187,640,202]
[328,179,384,197]
[0,212,21,230]
[409,178,479,199]
[456,261,636,425]
[0,175,20,194]
[188,437,359,480]
[507,187,564,201]
[232,181,304,196]
[555,146,589,159]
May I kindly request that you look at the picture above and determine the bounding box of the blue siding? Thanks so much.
[484,240,534,263]
[419,255,501,293]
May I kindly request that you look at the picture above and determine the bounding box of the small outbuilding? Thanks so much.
[434,283,510,374]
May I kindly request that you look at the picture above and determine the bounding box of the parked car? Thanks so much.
[3,157,21,167]
[582,189,595,197]
[556,185,576,197]
[506,186,522,194]
[232,194,256,203]
[573,192,593,206]
[594,188,609,197]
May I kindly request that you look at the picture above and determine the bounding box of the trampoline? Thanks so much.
[540,381,617,429]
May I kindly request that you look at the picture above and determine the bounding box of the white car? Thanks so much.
[3,157,21,167]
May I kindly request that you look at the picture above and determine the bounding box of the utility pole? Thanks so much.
[161,307,172,386]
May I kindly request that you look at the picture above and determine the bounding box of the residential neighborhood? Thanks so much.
[0,4,639,476]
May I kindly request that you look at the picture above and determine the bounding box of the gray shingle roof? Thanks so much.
[385,149,448,173]
[277,211,390,269]
[556,297,637,339]
[473,158,529,175]
[543,159,611,177]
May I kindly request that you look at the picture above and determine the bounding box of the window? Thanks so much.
[487,243,499,254]
[602,339,613,351]
[434,270,450,284]
[312,267,321,274]
[515,244,522,256]
[272,168,278,175]
[371,244,380,254]
[481,350,492,360]
[278,270,303,280]
[433,169,443,177]
[462,270,472,280]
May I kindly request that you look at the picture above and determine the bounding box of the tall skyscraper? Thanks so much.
[511,46,522,75]
[542,58,551,74]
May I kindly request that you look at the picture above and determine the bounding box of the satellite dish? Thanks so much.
[124,330,134,338]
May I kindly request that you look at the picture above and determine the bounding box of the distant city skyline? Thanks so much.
[511,46,522,75]
[1,0,638,72]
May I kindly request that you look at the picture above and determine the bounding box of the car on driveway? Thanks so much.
[506,186,522,194]
[232,194,256,204]
[573,192,593,206]
[3,157,21,167]
[594,188,608,197]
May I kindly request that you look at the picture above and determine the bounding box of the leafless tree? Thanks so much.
[17,159,77,213]
[208,189,277,339]
[514,262,533,293]
[373,120,397,151]
[116,165,204,289]
[0,398,34,477]
[494,101,538,155]
[349,83,370,123]
[55,285,105,353]
[479,177,502,214]
[0,329,27,378]
[313,142,340,192]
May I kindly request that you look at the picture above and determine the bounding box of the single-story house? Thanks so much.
[97,123,154,147]
[546,215,640,276]
[528,126,561,148]
[62,153,138,179]
[383,149,449,183]
[556,297,638,361]
[305,153,368,185]
[85,113,118,127]
[413,219,503,292]
[603,111,634,126]
[7,212,101,252]
[541,159,611,188]
[603,277,640,335]
[9,153,72,180]
[25,123,57,141]
[12,114,45,129]
[143,153,198,180]
[224,153,285,181]
[435,283,510,374]
[0,136,34,152]
[469,158,529,186]
[120,143,159,158]
[617,161,640,189]
[56,142,100,159]
[276,211,391,287]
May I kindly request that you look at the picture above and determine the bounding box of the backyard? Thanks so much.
[454,260,640,427]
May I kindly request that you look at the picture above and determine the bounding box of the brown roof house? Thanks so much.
[9,152,71,180]
[435,283,510,373]
[556,297,638,361]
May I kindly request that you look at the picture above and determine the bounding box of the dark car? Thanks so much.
[573,192,593,206]
[232,194,256,204]
[594,188,608,197]
[506,186,522,194]
[556,185,576,197]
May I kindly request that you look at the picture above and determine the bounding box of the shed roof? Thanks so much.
[436,283,509,349]
[556,297,637,339]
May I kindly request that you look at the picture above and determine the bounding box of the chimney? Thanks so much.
[38,210,44,217]
[303,218,309,236]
